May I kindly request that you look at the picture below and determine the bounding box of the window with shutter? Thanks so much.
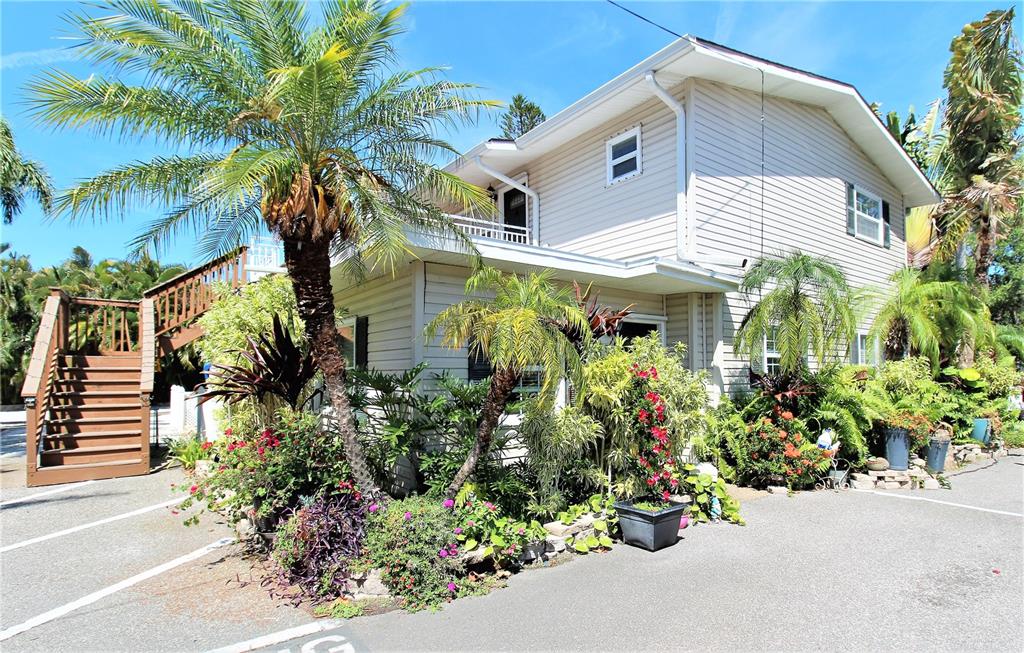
[845,183,886,246]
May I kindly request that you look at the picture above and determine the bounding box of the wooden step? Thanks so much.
[30,458,148,486]
[41,444,142,465]
[52,390,139,401]
[61,355,142,368]
[43,429,143,448]
[50,403,142,419]
[45,415,142,433]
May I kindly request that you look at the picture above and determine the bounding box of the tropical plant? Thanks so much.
[450,487,546,568]
[556,281,633,355]
[499,94,546,139]
[425,267,588,497]
[271,491,366,603]
[200,314,319,414]
[734,251,858,374]
[197,274,300,366]
[166,435,211,471]
[988,221,1024,326]
[868,268,980,367]
[933,8,1023,283]
[28,0,497,497]
[0,115,53,224]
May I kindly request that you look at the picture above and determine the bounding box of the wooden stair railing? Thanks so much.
[19,248,249,487]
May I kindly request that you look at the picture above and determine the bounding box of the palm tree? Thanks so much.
[868,268,965,366]
[425,267,588,497]
[734,251,857,375]
[27,0,496,496]
[934,8,1023,283]
[0,115,53,223]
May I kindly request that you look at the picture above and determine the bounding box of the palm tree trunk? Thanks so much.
[281,237,380,498]
[974,217,994,286]
[445,368,519,498]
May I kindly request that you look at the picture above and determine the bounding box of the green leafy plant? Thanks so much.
[561,494,617,554]
[678,463,744,525]
[451,487,546,568]
[313,599,366,619]
[166,435,211,471]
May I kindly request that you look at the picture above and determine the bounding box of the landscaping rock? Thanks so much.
[963,452,977,463]
[910,457,926,468]
[850,479,874,490]
[852,473,873,483]
[767,486,788,495]
[923,478,940,490]
[543,514,595,538]
[234,517,255,540]
[884,481,901,490]
[194,460,213,478]
[351,569,389,599]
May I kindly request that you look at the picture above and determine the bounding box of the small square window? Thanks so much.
[606,127,642,185]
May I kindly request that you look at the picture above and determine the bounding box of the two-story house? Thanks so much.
[331,36,939,399]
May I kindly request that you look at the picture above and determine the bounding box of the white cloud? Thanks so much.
[1,47,79,70]
[534,13,624,58]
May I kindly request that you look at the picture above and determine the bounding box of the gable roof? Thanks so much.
[448,36,940,208]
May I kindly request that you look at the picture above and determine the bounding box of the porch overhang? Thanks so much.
[404,231,740,294]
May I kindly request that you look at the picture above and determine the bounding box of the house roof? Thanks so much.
[448,36,940,208]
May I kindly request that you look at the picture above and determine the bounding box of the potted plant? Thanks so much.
[880,411,931,471]
[926,423,952,474]
[613,497,688,551]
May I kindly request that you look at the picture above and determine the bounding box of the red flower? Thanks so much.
[200,441,212,451]
[224,428,232,436]
[780,411,794,420]
[662,490,671,501]
[638,409,649,423]
[649,367,659,380]
[189,485,198,494]
[646,477,656,486]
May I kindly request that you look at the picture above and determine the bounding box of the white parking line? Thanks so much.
[205,620,347,653]
[0,537,233,642]
[0,480,97,507]
[1,497,186,553]
[856,489,1024,517]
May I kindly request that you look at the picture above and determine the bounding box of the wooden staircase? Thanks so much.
[21,249,249,487]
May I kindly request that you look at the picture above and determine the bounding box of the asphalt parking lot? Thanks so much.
[1,410,1021,652]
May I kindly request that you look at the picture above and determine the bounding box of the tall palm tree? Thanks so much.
[934,8,1023,283]
[734,251,857,375]
[27,0,496,496]
[425,267,588,497]
[0,115,53,224]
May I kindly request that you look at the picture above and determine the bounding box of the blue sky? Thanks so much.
[0,0,1002,269]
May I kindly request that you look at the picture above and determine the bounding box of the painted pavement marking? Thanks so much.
[0,480,96,507]
[855,489,1023,517]
[0,537,234,642]
[205,620,351,653]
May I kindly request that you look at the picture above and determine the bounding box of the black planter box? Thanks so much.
[613,498,688,552]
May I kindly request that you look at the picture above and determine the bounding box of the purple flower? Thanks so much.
[447,582,457,592]
[368,503,379,513]
[453,527,463,535]
[438,549,449,558]
[442,499,455,509]
[403,511,412,521]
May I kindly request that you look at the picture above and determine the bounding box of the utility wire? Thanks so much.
[605,0,683,39]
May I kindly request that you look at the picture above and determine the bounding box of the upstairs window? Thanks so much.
[606,126,642,185]
[763,329,782,376]
[846,183,891,247]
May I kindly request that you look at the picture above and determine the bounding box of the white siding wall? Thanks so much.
[515,92,681,261]
[690,80,907,394]
[332,266,414,375]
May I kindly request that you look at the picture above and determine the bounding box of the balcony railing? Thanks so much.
[449,214,530,245]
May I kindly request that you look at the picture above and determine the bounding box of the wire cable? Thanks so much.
[605,0,683,39]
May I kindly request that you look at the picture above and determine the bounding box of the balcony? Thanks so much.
[449,214,530,245]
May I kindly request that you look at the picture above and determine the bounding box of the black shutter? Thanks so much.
[355,316,368,368]
[467,344,491,383]
[882,200,891,248]
[846,182,856,235]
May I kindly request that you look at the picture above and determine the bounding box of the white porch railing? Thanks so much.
[247,236,285,279]
[449,214,530,245]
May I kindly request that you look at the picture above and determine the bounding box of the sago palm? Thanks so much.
[425,267,589,497]
[734,251,857,375]
[27,0,497,496]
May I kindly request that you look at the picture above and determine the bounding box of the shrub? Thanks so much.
[451,488,546,568]
[197,275,301,366]
[1002,420,1024,448]
[272,492,366,601]
[735,415,832,489]
[181,409,350,526]
[973,353,1023,399]
[356,496,480,611]
[166,434,211,471]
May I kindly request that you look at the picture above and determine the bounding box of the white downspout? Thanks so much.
[645,70,693,259]
[473,156,540,245]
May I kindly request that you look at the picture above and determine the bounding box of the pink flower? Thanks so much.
[466,520,475,527]
[368,503,379,513]
[484,502,495,511]
[403,511,412,521]
[454,527,463,535]
[443,499,455,509]
[447,582,457,592]
[438,549,449,558]
[189,485,198,494]
[224,428,232,436]
[662,490,671,501]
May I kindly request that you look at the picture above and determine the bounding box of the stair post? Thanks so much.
[139,298,156,469]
